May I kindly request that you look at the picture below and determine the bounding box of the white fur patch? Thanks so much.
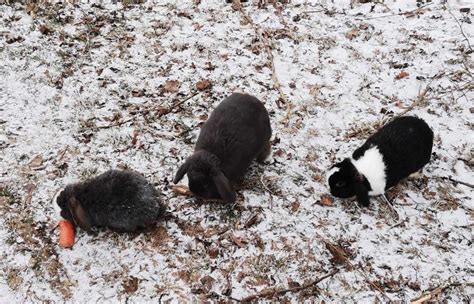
[352,147,386,195]
[51,190,64,219]
[326,166,340,184]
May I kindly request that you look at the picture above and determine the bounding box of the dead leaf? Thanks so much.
[28,154,43,168]
[291,200,300,212]
[345,28,360,40]
[196,79,211,91]
[171,185,192,196]
[175,270,191,283]
[162,80,180,93]
[208,246,219,259]
[151,225,169,247]
[6,35,24,44]
[244,214,260,228]
[131,89,145,97]
[131,130,139,146]
[122,276,139,294]
[359,23,369,30]
[39,24,52,35]
[0,196,8,208]
[395,71,410,80]
[325,240,355,269]
[319,194,334,206]
[231,234,247,248]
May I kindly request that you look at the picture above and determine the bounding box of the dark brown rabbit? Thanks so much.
[56,169,165,232]
[173,93,272,204]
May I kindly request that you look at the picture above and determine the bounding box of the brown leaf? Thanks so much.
[236,272,246,283]
[244,214,260,228]
[395,71,410,80]
[359,23,369,30]
[325,240,355,269]
[254,236,265,250]
[274,148,285,157]
[175,270,191,283]
[39,24,52,35]
[162,80,180,93]
[131,130,139,146]
[24,183,37,204]
[383,279,401,291]
[208,246,219,259]
[122,276,139,294]
[345,28,360,40]
[319,194,334,206]
[171,185,192,196]
[196,79,211,91]
[6,35,24,44]
[0,196,8,208]
[287,278,301,289]
[28,154,43,168]
[151,225,169,247]
[131,89,145,97]
[200,275,215,292]
[231,234,247,248]
[291,200,300,212]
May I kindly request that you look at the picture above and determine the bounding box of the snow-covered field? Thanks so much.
[0,0,473,302]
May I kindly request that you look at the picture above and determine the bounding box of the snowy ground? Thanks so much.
[0,0,473,302]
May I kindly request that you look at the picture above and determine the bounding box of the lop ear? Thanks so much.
[354,182,370,207]
[213,172,236,204]
[68,197,92,231]
[173,160,190,184]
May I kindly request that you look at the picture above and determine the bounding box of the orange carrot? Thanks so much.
[58,219,75,248]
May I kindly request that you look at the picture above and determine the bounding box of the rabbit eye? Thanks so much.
[335,181,347,188]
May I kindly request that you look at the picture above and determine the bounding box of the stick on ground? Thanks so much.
[235,2,289,109]
[239,268,340,302]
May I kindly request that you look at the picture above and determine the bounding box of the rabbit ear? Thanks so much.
[213,172,236,204]
[67,197,92,231]
[173,160,190,184]
[354,182,370,207]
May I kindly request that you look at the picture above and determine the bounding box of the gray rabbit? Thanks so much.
[173,93,272,204]
[56,169,165,232]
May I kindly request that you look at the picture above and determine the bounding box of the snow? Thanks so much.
[0,0,473,302]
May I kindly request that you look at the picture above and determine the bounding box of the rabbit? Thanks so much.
[173,92,272,204]
[328,116,433,207]
[55,169,165,232]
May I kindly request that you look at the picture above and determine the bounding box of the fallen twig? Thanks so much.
[235,2,288,108]
[158,91,201,117]
[314,232,392,302]
[97,91,201,129]
[437,176,474,189]
[444,4,473,53]
[260,175,274,209]
[410,282,461,304]
[381,194,400,220]
[356,3,434,20]
[240,268,340,302]
[396,72,444,117]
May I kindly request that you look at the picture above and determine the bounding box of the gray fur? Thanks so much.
[173,93,272,203]
[56,169,165,232]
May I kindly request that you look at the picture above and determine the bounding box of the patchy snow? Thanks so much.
[0,0,473,302]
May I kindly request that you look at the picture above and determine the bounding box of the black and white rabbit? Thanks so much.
[55,169,165,232]
[328,116,434,207]
[173,93,272,204]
